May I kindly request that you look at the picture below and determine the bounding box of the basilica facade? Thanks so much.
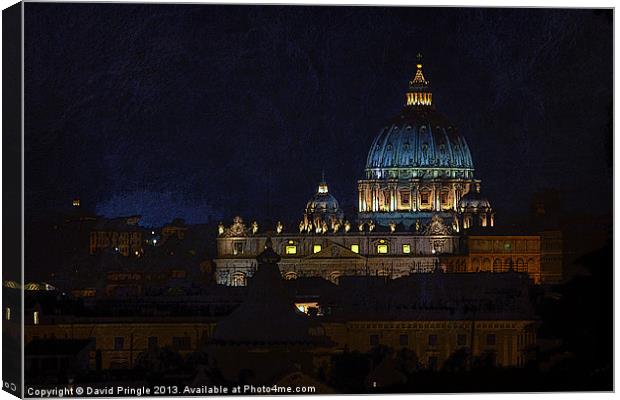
[214,59,556,286]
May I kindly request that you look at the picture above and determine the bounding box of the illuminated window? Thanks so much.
[377,244,389,254]
[233,242,244,255]
[285,245,297,255]
[72,199,80,207]
[401,192,410,205]
[284,271,298,280]
[231,272,246,287]
[402,244,411,254]
[33,311,39,325]
[420,192,430,204]
[350,244,360,253]
[441,191,449,204]
[5,307,10,321]
[171,270,186,279]
[313,244,322,254]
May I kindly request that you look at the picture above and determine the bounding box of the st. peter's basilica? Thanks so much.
[214,58,561,286]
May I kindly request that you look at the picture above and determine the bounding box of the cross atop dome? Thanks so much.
[411,53,428,86]
[406,53,433,107]
[318,170,328,194]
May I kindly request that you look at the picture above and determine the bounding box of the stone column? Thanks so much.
[358,184,364,212]
[408,182,413,212]
[452,182,457,210]
[373,183,379,212]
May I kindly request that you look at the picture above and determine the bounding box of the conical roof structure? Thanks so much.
[213,237,314,344]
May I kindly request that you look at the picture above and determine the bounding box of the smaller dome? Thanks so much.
[305,178,343,217]
[302,175,345,233]
[458,185,492,212]
[306,192,341,214]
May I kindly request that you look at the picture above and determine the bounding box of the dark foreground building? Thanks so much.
[22,239,537,390]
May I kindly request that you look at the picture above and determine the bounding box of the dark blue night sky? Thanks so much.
[24,4,612,227]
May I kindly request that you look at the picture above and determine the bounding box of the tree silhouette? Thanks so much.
[442,347,470,373]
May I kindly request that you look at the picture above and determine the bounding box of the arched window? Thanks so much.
[419,188,432,210]
[376,239,389,254]
[516,258,525,272]
[440,189,451,210]
[472,258,480,272]
[231,272,246,287]
[492,259,502,273]
[284,271,298,280]
[284,240,297,255]
[504,258,513,272]
[526,258,535,273]
[482,258,491,271]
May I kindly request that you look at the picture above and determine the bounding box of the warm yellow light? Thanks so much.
[351,244,360,253]
[295,302,319,314]
[403,244,411,254]
[313,244,322,254]
[5,307,10,321]
[72,199,80,207]
[285,245,297,255]
[33,311,39,325]
[406,92,432,106]
[377,244,389,254]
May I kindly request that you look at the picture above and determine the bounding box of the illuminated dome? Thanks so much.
[306,180,341,215]
[456,184,494,229]
[302,175,344,233]
[358,54,484,230]
[458,185,491,212]
[365,59,474,180]
[365,110,474,180]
